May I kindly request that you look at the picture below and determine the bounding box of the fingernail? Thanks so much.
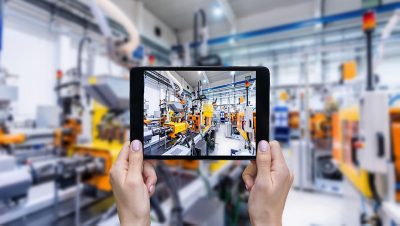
[245,184,249,191]
[149,185,154,193]
[259,140,269,152]
[131,140,141,152]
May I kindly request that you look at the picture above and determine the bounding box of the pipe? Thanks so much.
[93,0,140,60]
[165,71,183,95]
[193,9,207,64]
[77,37,92,79]
[366,30,374,91]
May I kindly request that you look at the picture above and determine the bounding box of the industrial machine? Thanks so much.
[142,71,217,157]
[331,10,400,225]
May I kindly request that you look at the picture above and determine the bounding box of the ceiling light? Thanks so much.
[213,6,223,17]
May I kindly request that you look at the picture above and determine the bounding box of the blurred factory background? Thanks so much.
[0,0,400,225]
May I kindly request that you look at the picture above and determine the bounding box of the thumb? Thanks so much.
[127,140,144,179]
[256,140,271,178]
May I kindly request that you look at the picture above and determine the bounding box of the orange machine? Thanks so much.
[253,112,256,137]
[60,118,82,149]
[0,118,81,149]
[309,112,332,140]
[188,114,201,133]
[230,113,237,125]
[390,108,400,200]
[0,130,25,145]
[288,111,300,129]
[310,112,332,150]
[164,160,200,170]
[332,107,360,168]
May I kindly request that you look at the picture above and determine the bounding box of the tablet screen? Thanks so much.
[142,70,256,157]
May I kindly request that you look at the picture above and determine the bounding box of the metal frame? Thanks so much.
[172,2,400,50]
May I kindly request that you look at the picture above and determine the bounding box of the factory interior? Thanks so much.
[143,70,256,157]
[0,0,399,226]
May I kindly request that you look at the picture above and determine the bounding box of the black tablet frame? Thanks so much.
[130,66,270,160]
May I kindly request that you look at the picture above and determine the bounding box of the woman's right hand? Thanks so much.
[242,140,293,226]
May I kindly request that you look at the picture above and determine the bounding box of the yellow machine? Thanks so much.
[333,105,400,200]
[164,122,188,138]
[68,76,129,192]
[202,103,214,133]
[71,102,122,191]
[332,106,373,198]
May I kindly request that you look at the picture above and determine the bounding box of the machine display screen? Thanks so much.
[142,70,256,157]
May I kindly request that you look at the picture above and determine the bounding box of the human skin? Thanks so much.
[109,140,157,226]
[242,140,294,226]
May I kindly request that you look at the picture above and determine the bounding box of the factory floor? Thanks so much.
[283,188,359,226]
[214,123,244,155]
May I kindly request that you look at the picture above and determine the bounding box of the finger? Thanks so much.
[289,171,294,187]
[269,140,287,170]
[143,161,157,195]
[255,140,271,178]
[146,160,158,166]
[242,161,257,191]
[127,140,144,179]
[115,141,130,164]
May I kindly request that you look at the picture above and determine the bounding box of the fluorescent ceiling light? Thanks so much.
[213,6,223,17]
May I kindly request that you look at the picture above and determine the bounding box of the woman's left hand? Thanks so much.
[110,140,157,226]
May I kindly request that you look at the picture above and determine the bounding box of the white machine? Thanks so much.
[359,92,391,173]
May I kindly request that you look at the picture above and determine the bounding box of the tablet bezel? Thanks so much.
[130,66,269,160]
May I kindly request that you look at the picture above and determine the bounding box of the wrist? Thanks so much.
[120,215,150,226]
[250,212,282,226]
[251,219,282,226]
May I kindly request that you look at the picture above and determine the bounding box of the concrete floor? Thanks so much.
[283,189,359,226]
[214,123,252,156]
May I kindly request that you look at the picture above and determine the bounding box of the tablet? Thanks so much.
[131,67,269,159]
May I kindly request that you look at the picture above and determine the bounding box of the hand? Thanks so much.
[110,140,157,226]
[242,141,293,226]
